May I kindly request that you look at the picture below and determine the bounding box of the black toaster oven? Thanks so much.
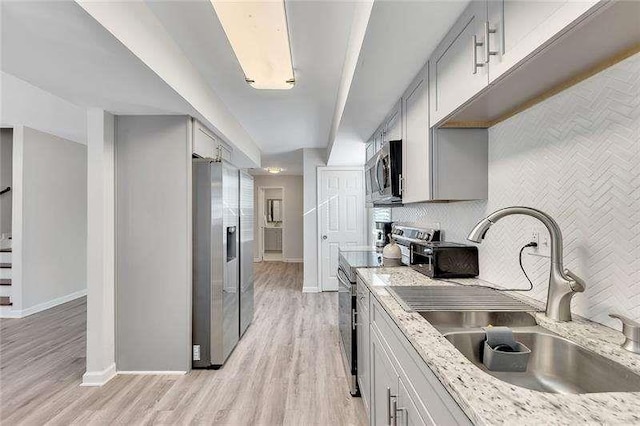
[410,241,479,278]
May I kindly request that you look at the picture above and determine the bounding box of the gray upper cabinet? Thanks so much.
[429,1,488,126]
[402,64,488,203]
[192,119,232,162]
[486,0,600,83]
[431,128,488,201]
[192,119,218,159]
[366,139,375,162]
[402,64,431,204]
[384,100,402,143]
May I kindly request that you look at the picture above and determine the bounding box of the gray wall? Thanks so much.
[21,127,87,309]
[302,148,326,291]
[392,53,640,328]
[0,129,12,235]
[253,175,303,260]
[115,116,192,372]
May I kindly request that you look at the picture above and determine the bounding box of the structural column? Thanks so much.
[82,109,116,386]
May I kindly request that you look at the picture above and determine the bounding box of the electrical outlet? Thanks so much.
[193,345,201,361]
[531,229,540,246]
[530,227,550,258]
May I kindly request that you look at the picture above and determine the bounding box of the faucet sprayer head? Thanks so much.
[467,218,493,243]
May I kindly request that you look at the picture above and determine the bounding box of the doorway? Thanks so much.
[258,187,285,261]
[317,167,365,291]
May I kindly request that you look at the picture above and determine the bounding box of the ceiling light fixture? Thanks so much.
[265,167,284,174]
[211,0,295,90]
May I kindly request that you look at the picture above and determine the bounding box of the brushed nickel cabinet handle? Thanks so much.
[484,21,498,63]
[472,35,484,74]
[386,387,397,426]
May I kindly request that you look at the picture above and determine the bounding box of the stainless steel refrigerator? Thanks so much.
[239,170,254,336]
[192,160,240,368]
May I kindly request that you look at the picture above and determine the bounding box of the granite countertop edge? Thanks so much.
[355,266,640,425]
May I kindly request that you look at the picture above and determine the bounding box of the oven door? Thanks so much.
[338,266,355,376]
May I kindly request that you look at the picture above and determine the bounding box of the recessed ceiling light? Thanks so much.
[211,0,295,90]
[265,167,284,174]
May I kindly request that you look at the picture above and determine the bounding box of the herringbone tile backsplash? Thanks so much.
[393,53,640,329]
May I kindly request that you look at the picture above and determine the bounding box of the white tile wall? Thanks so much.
[393,53,640,329]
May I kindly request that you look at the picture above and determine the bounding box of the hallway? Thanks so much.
[0,262,366,425]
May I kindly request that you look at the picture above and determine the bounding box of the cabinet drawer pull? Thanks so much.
[387,387,398,426]
[484,21,498,63]
[472,35,484,74]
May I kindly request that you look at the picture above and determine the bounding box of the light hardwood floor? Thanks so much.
[0,262,367,425]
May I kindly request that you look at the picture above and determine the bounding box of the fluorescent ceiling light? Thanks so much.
[212,0,295,90]
[265,167,284,174]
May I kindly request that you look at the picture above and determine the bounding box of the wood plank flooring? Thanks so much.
[0,262,366,425]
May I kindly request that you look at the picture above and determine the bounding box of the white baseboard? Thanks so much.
[0,289,87,319]
[302,287,319,293]
[0,308,22,319]
[117,371,187,375]
[253,257,262,263]
[284,258,303,263]
[81,363,116,387]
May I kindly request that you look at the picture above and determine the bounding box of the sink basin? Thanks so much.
[420,310,538,331]
[445,330,640,394]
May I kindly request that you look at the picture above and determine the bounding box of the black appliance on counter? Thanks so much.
[410,241,479,278]
[338,249,383,396]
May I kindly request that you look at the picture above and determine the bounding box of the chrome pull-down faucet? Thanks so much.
[467,206,585,322]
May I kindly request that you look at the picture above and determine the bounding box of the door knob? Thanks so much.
[322,235,328,240]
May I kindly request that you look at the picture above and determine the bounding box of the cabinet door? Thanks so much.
[373,129,381,154]
[366,141,375,162]
[371,329,398,426]
[385,100,402,143]
[357,297,370,415]
[487,0,601,82]
[397,377,430,426]
[263,229,273,251]
[429,0,488,125]
[402,64,431,204]
[192,119,217,159]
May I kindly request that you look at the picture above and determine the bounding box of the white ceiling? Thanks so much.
[147,0,356,157]
[0,0,258,167]
[1,1,189,115]
[1,0,469,172]
[249,149,304,176]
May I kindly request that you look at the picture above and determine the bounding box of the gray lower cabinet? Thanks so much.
[357,279,371,414]
[365,292,471,426]
[370,328,399,426]
[398,376,427,426]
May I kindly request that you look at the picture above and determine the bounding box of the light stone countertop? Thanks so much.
[355,266,640,425]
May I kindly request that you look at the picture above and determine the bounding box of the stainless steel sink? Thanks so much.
[420,310,537,332]
[445,330,640,394]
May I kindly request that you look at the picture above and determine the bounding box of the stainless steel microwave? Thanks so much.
[365,140,402,205]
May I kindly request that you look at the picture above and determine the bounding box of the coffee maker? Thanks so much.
[374,222,393,249]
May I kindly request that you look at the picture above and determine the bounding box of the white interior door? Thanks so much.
[318,167,365,291]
